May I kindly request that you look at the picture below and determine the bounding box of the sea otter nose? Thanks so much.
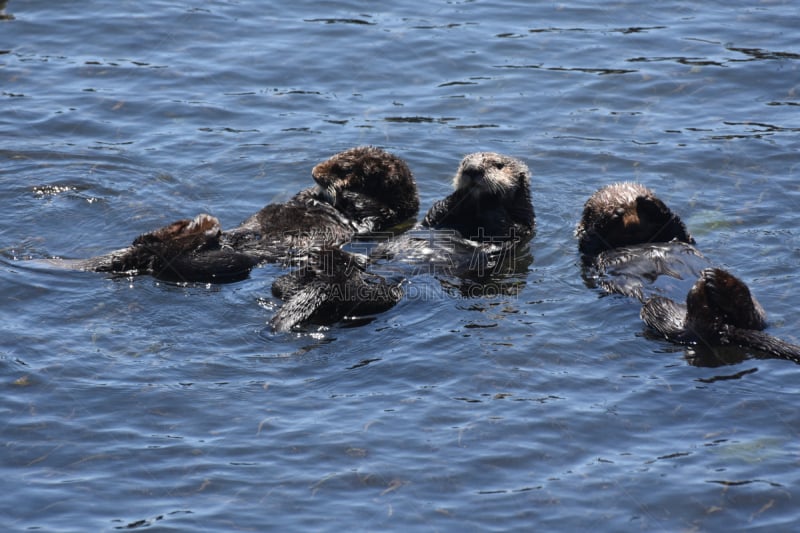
[461,165,484,183]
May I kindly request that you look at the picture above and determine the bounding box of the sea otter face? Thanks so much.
[452,152,530,198]
[310,146,419,221]
[577,182,694,255]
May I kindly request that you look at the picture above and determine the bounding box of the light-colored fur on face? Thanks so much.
[452,152,529,197]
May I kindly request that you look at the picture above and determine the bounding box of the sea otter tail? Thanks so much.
[270,284,332,332]
[724,326,800,364]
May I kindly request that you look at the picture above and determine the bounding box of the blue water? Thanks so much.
[2,1,800,531]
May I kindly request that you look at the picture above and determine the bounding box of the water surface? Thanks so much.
[2,0,799,531]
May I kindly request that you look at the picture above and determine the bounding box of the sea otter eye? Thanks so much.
[494,161,505,170]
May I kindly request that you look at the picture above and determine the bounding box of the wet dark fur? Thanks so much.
[576,182,693,256]
[270,246,403,332]
[579,182,800,363]
[577,182,698,300]
[271,152,535,331]
[641,268,765,343]
[76,146,418,282]
[92,214,257,283]
[641,269,800,363]
[223,146,419,259]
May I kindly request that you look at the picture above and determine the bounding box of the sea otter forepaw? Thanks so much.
[698,268,737,306]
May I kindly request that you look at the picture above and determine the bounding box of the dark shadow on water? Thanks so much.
[642,328,800,369]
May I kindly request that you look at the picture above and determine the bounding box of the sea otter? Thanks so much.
[642,268,800,363]
[270,152,535,330]
[578,182,800,363]
[577,182,701,300]
[373,151,535,279]
[76,146,419,282]
[421,152,535,241]
[89,213,258,283]
[576,182,694,257]
[221,145,419,261]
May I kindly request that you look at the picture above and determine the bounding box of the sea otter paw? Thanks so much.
[132,214,221,247]
[699,268,766,331]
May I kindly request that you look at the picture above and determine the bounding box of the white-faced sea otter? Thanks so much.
[578,182,800,364]
[75,146,419,283]
[270,152,535,331]
[372,151,535,280]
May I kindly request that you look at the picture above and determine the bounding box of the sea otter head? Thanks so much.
[310,146,419,228]
[576,182,694,256]
[452,152,530,200]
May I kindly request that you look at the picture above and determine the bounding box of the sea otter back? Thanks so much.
[151,249,258,283]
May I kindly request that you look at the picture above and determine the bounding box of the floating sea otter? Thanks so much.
[577,182,800,364]
[372,151,535,280]
[270,152,535,331]
[73,146,419,282]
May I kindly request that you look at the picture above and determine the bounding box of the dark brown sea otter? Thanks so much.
[641,268,800,364]
[578,182,800,364]
[577,182,700,301]
[576,182,693,257]
[75,146,419,282]
[270,152,535,331]
[222,145,419,260]
[88,213,257,283]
